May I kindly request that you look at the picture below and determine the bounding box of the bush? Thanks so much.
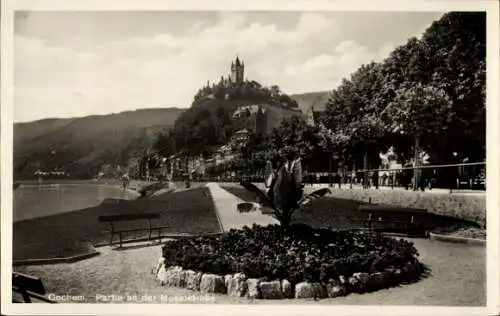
[162,224,424,285]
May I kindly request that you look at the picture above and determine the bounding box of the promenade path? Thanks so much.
[205,182,279,231]
[216,182,485,197]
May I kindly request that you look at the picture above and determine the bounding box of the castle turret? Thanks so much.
[230,55,245,85]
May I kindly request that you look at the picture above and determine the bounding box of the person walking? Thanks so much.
[122,173,130,191]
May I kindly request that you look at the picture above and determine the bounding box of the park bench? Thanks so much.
[358,204,429,237]
[12,272,56,303]
[98,213,170,248]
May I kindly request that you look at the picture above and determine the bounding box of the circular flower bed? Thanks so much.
[156,224,426,299]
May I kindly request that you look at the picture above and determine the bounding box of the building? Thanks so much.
[305,105,325,126]
[208,129,251,167]
[231,129,251,147]
[230,55,245,85]
[232,104,268,135]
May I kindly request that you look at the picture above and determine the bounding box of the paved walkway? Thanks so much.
[217,182,485,196]
[205,183,279,231]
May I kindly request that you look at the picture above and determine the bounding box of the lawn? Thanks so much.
[221,186,478,233]
[324,187,486,227]
[13,187,221,261]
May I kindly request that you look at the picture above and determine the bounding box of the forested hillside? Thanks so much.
[14,108,185,179]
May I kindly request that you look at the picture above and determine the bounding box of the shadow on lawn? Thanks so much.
[13,187,220,261]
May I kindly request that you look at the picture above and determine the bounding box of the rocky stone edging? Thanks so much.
[153,258,421,299]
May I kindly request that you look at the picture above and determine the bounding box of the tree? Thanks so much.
[322,62,389,187]
[268,115,320,160]
[382,83,452,190]
[421,12,486,163]
[269,85,281,101]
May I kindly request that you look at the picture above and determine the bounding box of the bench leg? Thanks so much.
[148,219,152,241]
[119,232,122,248]
[109,222,114,246]
[20,289,31,303]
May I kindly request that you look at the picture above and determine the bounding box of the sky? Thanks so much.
[14,11,445,123]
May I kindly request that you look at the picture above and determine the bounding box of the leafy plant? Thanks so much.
[238,156,331,228]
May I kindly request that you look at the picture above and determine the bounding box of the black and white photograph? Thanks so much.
[1,1,499,315]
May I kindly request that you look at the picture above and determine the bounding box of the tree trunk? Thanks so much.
[413,135,420,191]
[363,144,369,189]
[350,162,355,189]
[276,209,292,229]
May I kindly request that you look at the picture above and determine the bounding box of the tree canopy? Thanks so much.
[320,12,485,169]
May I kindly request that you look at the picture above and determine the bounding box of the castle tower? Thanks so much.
[230,55,245,85]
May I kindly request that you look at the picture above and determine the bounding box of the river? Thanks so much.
[13,184,139,222]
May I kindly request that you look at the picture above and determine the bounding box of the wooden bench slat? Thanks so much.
[12,272,46,295]
[12,272,57,303]
[103,225,171,234]
[358,205,427,214]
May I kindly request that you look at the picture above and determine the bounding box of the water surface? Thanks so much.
[13,184,139,222]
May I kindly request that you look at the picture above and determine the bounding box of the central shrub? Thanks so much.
[162,224,424,285]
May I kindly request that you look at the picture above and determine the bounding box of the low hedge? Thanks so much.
[325,188,485,227]
[162,224,425,286]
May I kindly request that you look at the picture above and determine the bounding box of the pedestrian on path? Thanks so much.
[122,173,130,191]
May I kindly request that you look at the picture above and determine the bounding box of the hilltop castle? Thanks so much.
[204,55,245,89]
[230,55,245,85]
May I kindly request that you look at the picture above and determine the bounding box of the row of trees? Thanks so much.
[318,12,485,187]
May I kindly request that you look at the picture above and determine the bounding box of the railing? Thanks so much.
[196,161,485,193]
[304,161,486,192]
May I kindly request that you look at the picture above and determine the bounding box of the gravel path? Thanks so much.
[14,237,485,306]
[205,183,278,231]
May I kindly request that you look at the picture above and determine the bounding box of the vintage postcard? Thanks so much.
[1,0,499,315]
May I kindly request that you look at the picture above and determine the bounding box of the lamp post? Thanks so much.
[328,151,332,187]
[451,152,458,193]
